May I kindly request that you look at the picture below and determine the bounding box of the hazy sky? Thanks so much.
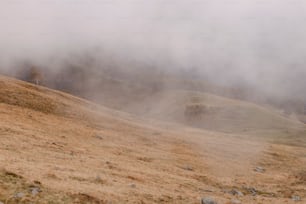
[0,0,306,99]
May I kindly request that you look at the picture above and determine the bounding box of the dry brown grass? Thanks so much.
[0,75,306,203]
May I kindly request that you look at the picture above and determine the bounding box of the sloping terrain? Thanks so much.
[8,64,306,126]
[124,90,306,144]
[0,75,306,203]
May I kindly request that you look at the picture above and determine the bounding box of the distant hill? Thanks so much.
[4,58,306,125]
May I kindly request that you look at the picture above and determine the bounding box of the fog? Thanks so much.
[1,0,306,104]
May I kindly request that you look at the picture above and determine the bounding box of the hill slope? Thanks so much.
[0,75,306,203]
[124,90,306,144]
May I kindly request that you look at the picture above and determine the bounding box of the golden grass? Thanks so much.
[0,75,306,203]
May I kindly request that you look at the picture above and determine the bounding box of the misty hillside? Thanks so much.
[4,62,306,128]
[126,90,305,136]
[1,0,306,203]
[1,75,306,203]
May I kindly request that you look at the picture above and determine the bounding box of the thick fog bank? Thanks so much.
[1,0,306,113]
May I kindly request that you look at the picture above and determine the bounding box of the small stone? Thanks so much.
[14,192,24,198]
[94,135,103,140]
[30,187,41,196]
[292,195,301,201]
[254,166,265,173]
[182,165,194,171]
[242,186,257,196]
[201,197,217,204]
[231,199,241,204]
[229,189,244,197]
[129,183,136,188]
[95,176,105,184]
[247,187,257,196]
[33,180,41,185]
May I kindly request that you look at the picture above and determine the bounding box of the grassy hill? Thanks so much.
[123,90,306,145]
[0,75,305,203]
